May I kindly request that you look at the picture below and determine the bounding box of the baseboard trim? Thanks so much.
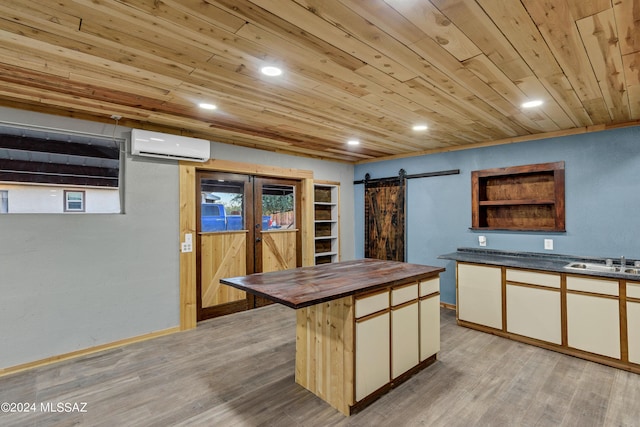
[440,302,456,310]
[0,326,181,377]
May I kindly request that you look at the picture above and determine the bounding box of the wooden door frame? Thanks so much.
[179,159,314,330]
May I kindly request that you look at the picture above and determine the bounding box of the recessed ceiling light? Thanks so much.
[198,103,217,110]
[412,124,428,131]
[261,66,283,76]
[348,139,360,146]
[521,100,543,108]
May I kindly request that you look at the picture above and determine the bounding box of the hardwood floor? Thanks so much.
[2,305,640,426]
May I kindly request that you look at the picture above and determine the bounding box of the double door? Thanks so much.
[197,171,301,320]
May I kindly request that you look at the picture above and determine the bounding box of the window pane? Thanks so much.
[200,178,244,232]
[0,124,122,214]
[65,190,84,212]
[261,184,295,230]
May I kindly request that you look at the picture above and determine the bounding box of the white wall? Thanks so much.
[0,106,355,370]
[0,184,120,213]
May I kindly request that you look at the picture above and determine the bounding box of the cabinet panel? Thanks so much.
[355,312,390,401]
[391,303,419,378]
[420,277,440,296]
[506,284,561,344]
[566,276,618,296]
[391,283,418,306]
[355,291,389,318]
[627,282,640,299]
[506,269,560,288]
[420,294,440,361]
[457,263,502,329]
[628,302,640,365]
[567,293,620,359]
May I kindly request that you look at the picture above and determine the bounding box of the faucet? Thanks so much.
[621,256,626,268]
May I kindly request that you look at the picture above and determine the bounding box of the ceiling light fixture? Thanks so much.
[412,124,428,131]
[348,139,360,146]
[261,66,283,76]
[198,103,217,110]
[521,100,543,108]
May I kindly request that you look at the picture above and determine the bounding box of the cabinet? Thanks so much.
[419,277,440,361]
[566,276,620,359]
[391,283,419,379]
[627,282,640,365]
[313,183,340,265]
[506,269,561,344]
[355,291,390,401]
[457,263,502,329]
[471,161,565,231]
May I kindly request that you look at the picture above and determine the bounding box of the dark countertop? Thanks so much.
[221,259,445,309]
[439,248,640,281]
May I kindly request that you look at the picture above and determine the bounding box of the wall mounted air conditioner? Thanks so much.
[131,129,210,162]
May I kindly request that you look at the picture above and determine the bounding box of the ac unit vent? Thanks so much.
[131,129,210,162]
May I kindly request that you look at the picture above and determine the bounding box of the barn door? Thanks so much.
[364,172,406,261]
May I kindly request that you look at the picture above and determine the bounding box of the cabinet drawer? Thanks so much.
[567,276,618,296]
[506,269,560,288]
[628,282,640,300]
[355,291,389,318]
[391,283,418,306]
[419,277,440,297]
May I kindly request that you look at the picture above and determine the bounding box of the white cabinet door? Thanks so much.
[391,302,419,378]
[420,294,440,361]
[355,312,390,401]
[628,301,640,365]
[506,284,561,344]
[567,293,620,359]
[457,263,502,329]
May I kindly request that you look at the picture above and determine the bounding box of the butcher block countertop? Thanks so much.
[220,259,445,309]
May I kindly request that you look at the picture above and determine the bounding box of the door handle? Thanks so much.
[256,237,262,243]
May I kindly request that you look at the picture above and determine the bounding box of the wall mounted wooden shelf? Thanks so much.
[471,161,565,231]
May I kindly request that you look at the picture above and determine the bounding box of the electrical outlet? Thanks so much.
[181,242,193,253]
[544,239,553,250]
[479,235,487,247]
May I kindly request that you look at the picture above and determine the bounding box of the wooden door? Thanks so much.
[197,173,302,320]
[253,177,302,307]
[197,172,254,320]
[364,175,406,261]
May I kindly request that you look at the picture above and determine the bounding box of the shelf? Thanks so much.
[313,183,340,265]
[471,162,565,232]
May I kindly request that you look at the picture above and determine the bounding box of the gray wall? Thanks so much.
[354,126,640,305]
[0,107,355,369]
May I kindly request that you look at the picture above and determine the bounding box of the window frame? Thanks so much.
[64,190,86,212]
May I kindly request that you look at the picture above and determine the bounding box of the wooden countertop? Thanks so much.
[220,259,445,309]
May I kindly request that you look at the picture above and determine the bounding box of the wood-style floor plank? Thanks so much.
[2,305,640,426]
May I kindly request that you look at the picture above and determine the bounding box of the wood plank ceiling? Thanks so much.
[0,0,639,163]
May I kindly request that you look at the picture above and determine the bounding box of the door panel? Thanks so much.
[364,177,405,261]
[261,230,298,272]
[200,232,247,307]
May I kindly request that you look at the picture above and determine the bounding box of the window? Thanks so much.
[0,190,7,213]
[0,123,122,213]
[64,190,85,212]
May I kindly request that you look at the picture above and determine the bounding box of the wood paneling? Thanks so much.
[295,296,354,415]
[200,232,247,307]
[1,1,639,162]
[261,230,298,273]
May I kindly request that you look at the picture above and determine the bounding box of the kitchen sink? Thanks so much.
[564,262,640,275]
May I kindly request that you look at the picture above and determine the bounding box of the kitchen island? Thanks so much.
[221,258,444,415]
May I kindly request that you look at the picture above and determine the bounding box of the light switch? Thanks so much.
[185,233,192,244]
[544,239,553,250]
[479,235,487,247]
